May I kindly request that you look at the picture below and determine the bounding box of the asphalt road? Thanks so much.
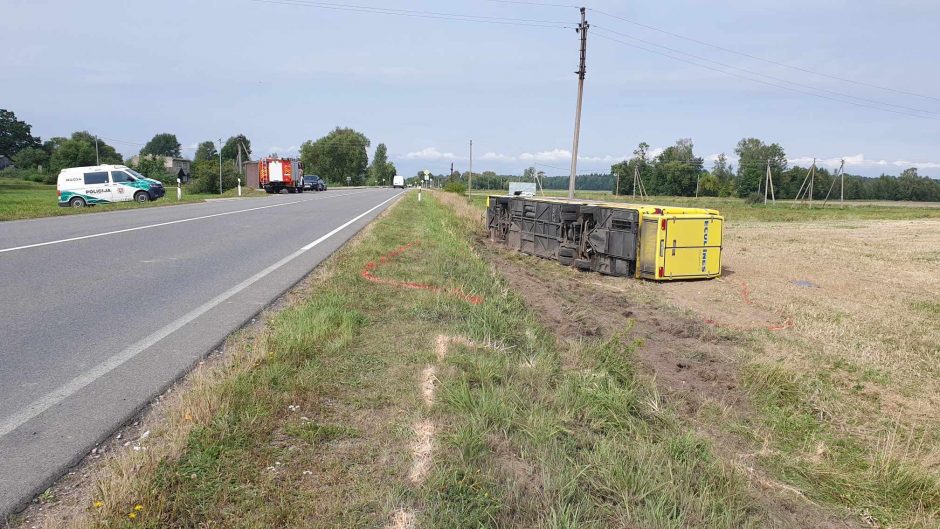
[0,188,404,518]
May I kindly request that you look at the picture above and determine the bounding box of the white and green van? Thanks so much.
[57,165,166,208]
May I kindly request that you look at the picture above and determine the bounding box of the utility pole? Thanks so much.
[95,136,100,165]
[840,158,845,205]
[218,138,223,195]
[764,160,776,204]
[823,159,846,206]
[567,6,588,200]
[468,139,473,196]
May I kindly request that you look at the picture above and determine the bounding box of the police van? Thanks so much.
[57,165,166,208]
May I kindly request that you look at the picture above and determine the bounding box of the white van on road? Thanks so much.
[57,165,166,208]
[392,175,405,189]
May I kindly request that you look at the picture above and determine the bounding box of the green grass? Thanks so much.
[470,189,940,222]
[0,175,269,221]
[740,361,940,528]
[84,191,765,528]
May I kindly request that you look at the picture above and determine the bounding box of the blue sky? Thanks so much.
[2,0,938,177]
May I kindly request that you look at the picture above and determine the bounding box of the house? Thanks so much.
[130,155,192,182]
[0,155,13,170]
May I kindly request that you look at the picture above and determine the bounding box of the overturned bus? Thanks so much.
[486,196,723,281]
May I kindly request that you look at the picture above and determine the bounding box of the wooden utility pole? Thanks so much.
[793,159,817,206]
[823,159,846,206]
[468,139,473,196]
[567,7,588,199]
[632,166,638,199]
[632,166,648,200]
[764,161,776,204]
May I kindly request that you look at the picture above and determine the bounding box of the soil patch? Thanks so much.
[484,247,746,415]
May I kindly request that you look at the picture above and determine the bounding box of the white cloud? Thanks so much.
[519,148,572,162]
[404,147,455,161]
[893,159,940,169]
[578,154,629,163]
[480,151,515,162]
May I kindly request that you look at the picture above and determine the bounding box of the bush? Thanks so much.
[444,181,467,194]
[744,192,763,205]
[1,167,55,184]
[190,159,239,194]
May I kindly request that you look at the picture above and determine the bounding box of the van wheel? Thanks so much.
[134,191,150,203]
[69,197,86,208]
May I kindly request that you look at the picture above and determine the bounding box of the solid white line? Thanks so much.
[0,191,404,438]
[0,190,372,255]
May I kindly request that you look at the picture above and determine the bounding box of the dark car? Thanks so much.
[302,175,327,191]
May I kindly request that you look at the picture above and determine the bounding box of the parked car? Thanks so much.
[57,165,165,208]
[302,175,327,191]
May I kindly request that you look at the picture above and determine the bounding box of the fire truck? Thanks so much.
[259,158,305,194]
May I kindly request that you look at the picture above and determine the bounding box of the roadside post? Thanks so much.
[176,178,182,201]
[346,176,351,187]
[237,177,242,197]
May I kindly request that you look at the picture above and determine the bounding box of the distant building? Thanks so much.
[0,155,13,170]
[130,155,192,182]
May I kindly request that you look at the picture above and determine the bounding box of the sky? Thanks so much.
[2,0,939,178]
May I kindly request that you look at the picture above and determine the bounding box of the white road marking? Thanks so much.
[0,191,404,438]
[0,190,372,255]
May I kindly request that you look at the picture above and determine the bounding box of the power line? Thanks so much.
[592,24,940,118]
[589,8,940,102]
[247,0,572,28]
[592,30,937,121]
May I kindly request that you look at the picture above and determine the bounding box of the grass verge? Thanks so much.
[0,176,269,221]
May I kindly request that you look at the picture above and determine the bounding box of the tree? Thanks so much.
[12,147,49,170]
[48,132,122,172]
[191,159,239,194]
[300,127,370,185]
[221,134,251,162]
[648,138,702,196]
[0,109,41,157]
[194,141,218,163]
[611,142,654,195]
[368,143,394,185]
[711,153,735,197]
[132,156,173,182]
[734,138,786,197]
[140,133,181,157]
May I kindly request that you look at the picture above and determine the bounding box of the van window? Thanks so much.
[83,172,109,185]
[111,171,133,183]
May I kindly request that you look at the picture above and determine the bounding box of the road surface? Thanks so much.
[0,188,404,518]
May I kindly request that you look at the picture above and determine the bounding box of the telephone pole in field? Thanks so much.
[567,7,588,199]
[468,139,473,196]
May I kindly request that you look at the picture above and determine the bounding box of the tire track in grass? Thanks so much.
[387,334,474,529]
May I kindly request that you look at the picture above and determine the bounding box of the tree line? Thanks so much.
[1,110,396,192]
[609,138,940,202]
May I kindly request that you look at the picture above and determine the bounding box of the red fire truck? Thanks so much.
[259,158,305,194]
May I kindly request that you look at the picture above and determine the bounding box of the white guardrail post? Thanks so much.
[176,178,182,201]
[238,178,242,197]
